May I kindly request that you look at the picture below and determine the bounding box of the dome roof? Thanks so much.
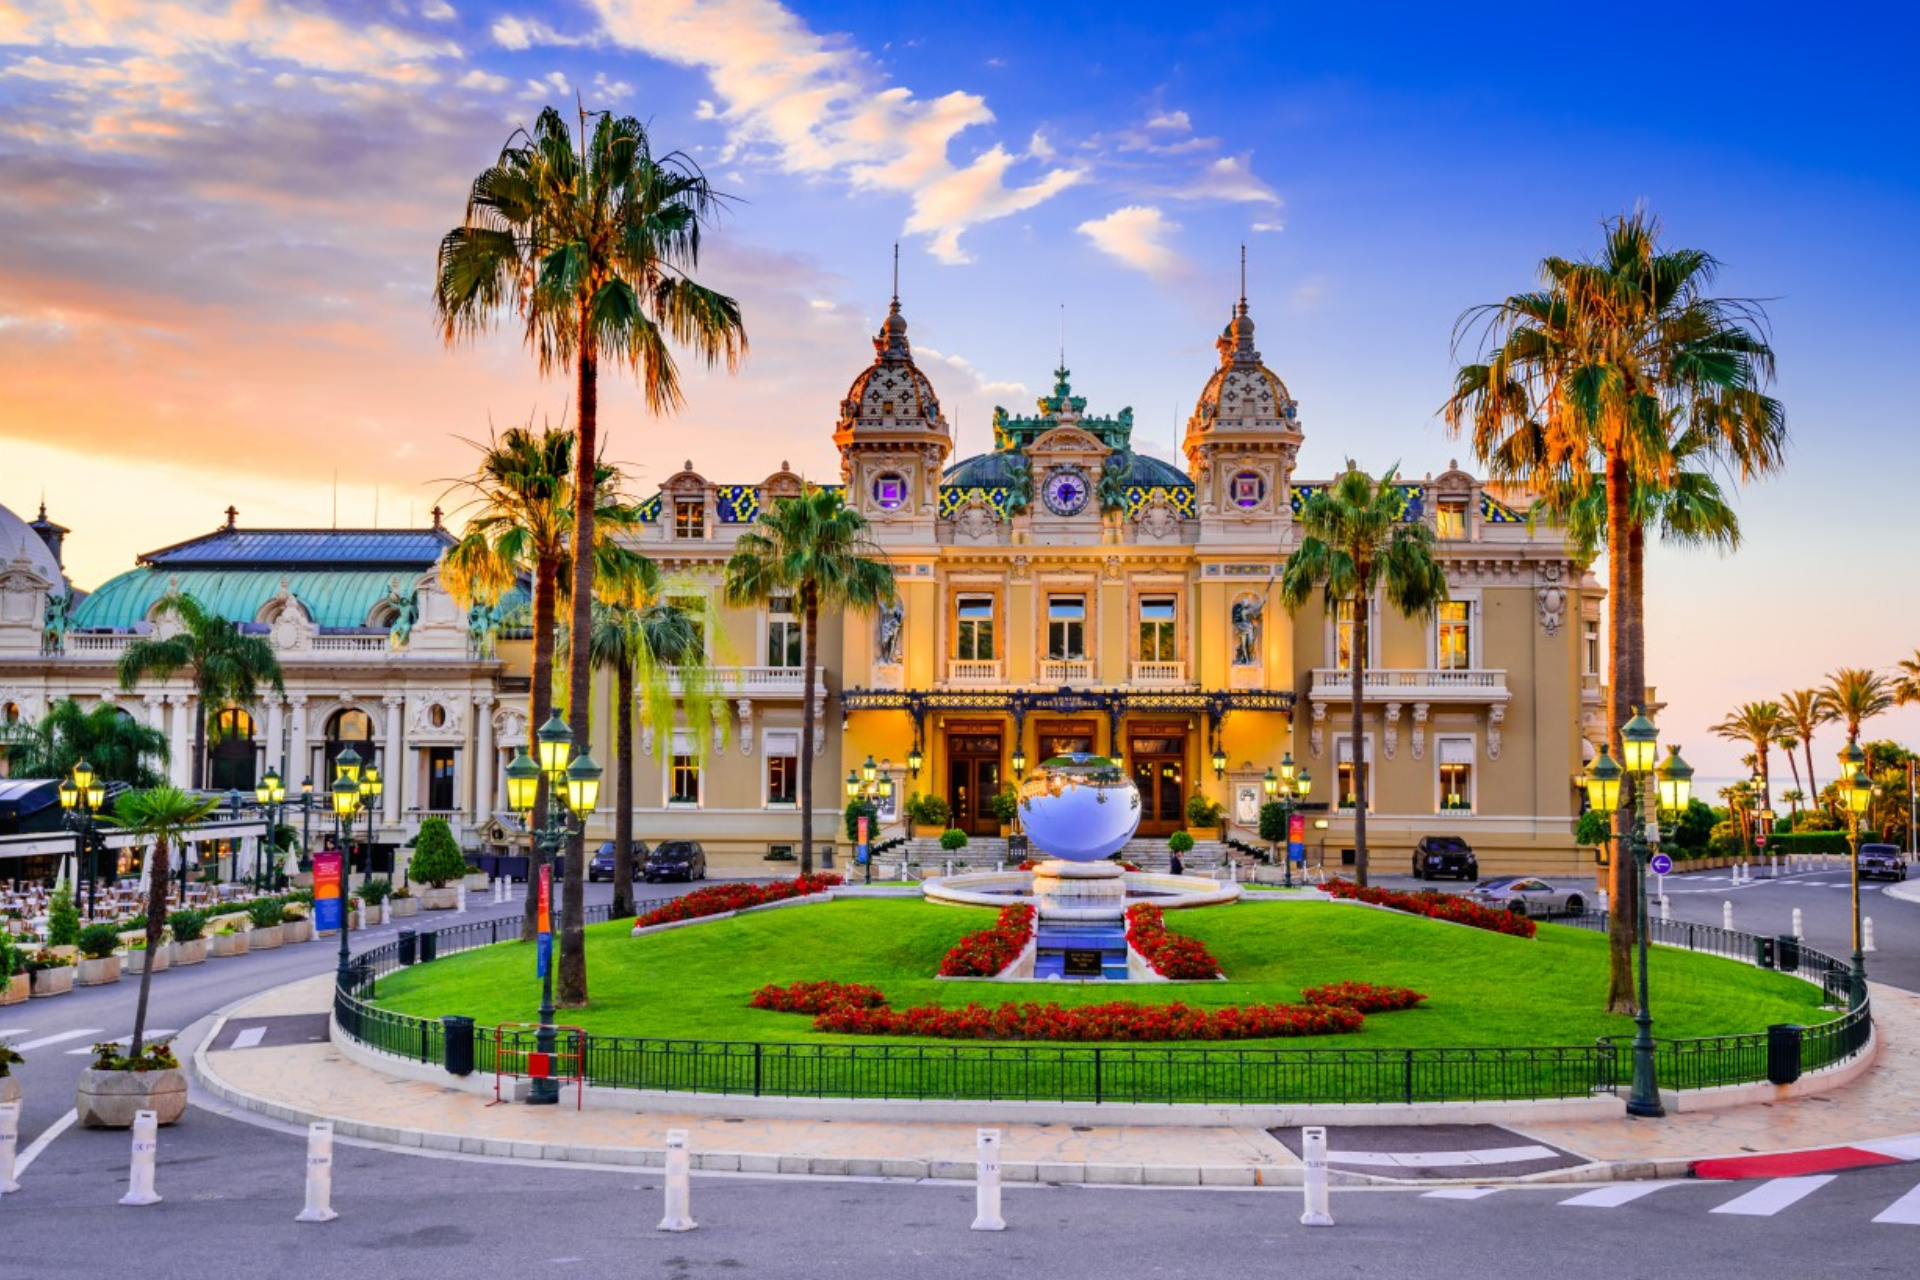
[944,449,1190,489]
[0,500,64,589]
[1187,299,1297,435]
[838,296,948,435]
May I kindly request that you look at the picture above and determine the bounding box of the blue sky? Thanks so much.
[1,0,1916,778]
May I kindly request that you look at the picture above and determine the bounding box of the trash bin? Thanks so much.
[397,929,417,966]
[1775,934,1801,972]
[442,1015,475,1076]
[1766,1023,1804,1085]
[1754,936,1776,969]
[419,930,438,963]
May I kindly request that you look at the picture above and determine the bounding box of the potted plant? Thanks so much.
[26,949,75,998]
[388,882,419,918]
[1184,794,1224,841]
[281,901,314,943]
[0,1041,21,1108]
[410,818,470,910]
[907,793,951,839]
[1168,830,1196,860]
[0,934,26,1006]
[359,876,394,923]
[939,827,969,854]
[245,897,285,949]
[76,922,124,986]
[990,784,1020,837]
[167,909,209,965]
[76,1038,187,1129]
[123,931,170,975]
[210,922,249,958]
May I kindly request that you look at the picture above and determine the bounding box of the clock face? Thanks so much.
[1043,467,1089,516]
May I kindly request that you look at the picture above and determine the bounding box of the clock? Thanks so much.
[1042,466,1090,516]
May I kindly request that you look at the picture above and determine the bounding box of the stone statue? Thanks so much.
[467,602,497,659]
[875,601,904,665]
[41,590,71,655]
[1231,595,1264,666]
[386,584,418,651]
[1097,448,1134,514]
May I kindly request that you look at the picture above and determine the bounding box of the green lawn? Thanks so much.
[371,898,1825,1051]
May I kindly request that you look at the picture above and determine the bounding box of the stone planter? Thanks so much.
[172,937,208,966]
[249,924,284,950]
[0,1074,19,1107]
[1187,827,1221,842]
[30,966,75,997]
[283,917,313,944]
[911,824,944,840]
[1,972,28,1005]
[421,887,459,910]
[125,945,170,975]
[462,871,491,893]
[389,895,419,918]
[210,931,249,958]
[291,871,314,889]
[77,955,123,986]
[76,1068,188,1128]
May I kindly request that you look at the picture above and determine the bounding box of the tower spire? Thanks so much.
[1239,243,1247,308]
[891,241,900,308]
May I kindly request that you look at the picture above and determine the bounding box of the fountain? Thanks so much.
[922,754,1240,979]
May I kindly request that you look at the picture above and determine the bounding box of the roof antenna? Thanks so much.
[891,241,900,306]
[1240,243,1248,308]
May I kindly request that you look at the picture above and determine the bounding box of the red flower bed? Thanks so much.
[750,980,887,1014]
[939,904,1034,977]
[811,998,1363,1042]
[1125,903,1222,979]
[1318,878,1536,939]
[1300,981,1427,1013]
[632,874,842,929]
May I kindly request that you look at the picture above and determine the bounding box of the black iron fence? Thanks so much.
[330,904,1871,1106]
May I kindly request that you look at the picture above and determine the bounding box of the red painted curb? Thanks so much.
[1692,1148,1904,1180]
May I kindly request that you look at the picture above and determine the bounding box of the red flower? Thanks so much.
[1319,878,1536,939]
[1125,903,1222,979]
[1301,981,1427,1013]
[632,874,843,930]
[750,980,888,1014]
[938,904,1035,977]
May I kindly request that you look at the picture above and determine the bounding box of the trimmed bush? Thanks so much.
[167,908,207,942]
[843,799,879,841]
[1167,830,1195,855]
[1257,801,1289,844]
[990,785,1020,825]
[1185,794,1224,828]
[358,876,394,905]
[77,922,122,959]
[0,932,19,981]
[906,793,951,827]
[938,828,969,852]
[245,898,286,929]
[1762,830,1851,855]
[47,884,80,948]
[410,818,469,887]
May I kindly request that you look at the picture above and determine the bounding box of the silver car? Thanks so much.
[1465,876,1587,918]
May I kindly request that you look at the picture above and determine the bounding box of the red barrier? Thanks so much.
[492,1022,585,1110]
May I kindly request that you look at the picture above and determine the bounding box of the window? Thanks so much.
[765,730,799,806]
[428,747,456,811]
[955,594,995,660]
[1047,595,1086,659]
[1438,601,1472,671]
[1334,600,1357,670]
[1230,470,1266,509]
[673,500,706,539]
[1584,619,1601,677]
[767,596,802,668]
[669,596,707,660]
[1138,596,1177,661]
[669,731,701,805]
[1438,739,1474,811]
[1437,500,1468,539]
[871,472,908,511]
[1335,737,1373,810]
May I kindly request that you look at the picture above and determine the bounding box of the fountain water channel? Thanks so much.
[921,754,1240,980]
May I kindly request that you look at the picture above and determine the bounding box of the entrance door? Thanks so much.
[946,732,1002,836]
[1129,727,1188,836]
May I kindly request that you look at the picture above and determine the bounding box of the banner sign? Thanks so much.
[1287,812,1306,864]
[536,863,553,978]
[313,850,344,932]
[856,815,869,865]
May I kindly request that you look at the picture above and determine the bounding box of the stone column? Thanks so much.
[168,693,193,787]
[381,695,405,827]
[264,697,286,774]
[473,693,495,821]
[287,695,310,787]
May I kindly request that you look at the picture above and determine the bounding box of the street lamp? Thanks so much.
[1840,742,1874,1010]
[299,776,315,878]
[1839,738,1866,783]
[256,766,287,888]
[848,758,894,885]
[1211,740,1228,780]
[1010,744,1028,780]
[331,771,363,991]
[59,758,107,919]
[1263,761,1311,888]
[906,743,923,780]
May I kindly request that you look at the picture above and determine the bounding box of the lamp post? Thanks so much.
[331,761,363,992]
[1263,754,1311,889]
[357,763,383,882]
[299,775,315,875]
[255,766,288,888]
[505,714,602,1105]
[846,758,894,885]
[58,758,107,920]
[1840,740,1873,1010]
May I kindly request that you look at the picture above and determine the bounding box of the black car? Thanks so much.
[587,840,650,882]
[1411,835,1478,881]
[644,840,707,883]
[1857,843,1909,882]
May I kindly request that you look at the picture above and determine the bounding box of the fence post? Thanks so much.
[1723,901,1733,931]
[971,1129,1006,1231]
[1403,1050,1415,1104]
[1093,1048,1103,1104]
[119,1110,161,1206]
[657,1129,696,1232]
[1300,1125,1335,1227]
[753,1042,763,1096]
[295,1121,339,1223]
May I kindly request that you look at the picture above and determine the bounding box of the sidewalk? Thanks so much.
[190,974,1920,1187]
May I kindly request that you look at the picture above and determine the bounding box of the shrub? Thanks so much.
[410,818,469,888]
[906,793,951,827]
[47,884,80,948]
[749,980,888,1014]
[843,798,879,841]
[281,902,309,922]
[244,898,285,929]
[1125,903,1221,979]
[1257,801,1290,845]
[167,908,207,942]
[90,1040,178,1072]
[631,874,842,929]
[938,828,969,852]
[1185,794,1224,828]
[1669,799,1717,850]
[24,949,73,972]
[811,998,1364,1042]
[990,784,1020,825]
[77,922,123,959]
[1574,809,1613,849]
[1763,830,1851,855]
[939,903,1034,977]
[358,876,394,904]
[1167,830,1195,855]
[0,932,18,981]
[1301,981,1428,1013]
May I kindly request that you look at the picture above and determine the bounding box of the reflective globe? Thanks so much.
[1016,754,1141,862]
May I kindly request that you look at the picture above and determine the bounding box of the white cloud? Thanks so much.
[1145,110,1191,131]
[490,14,594,51]
[421,1,457,19]
[592,71,634,102]
[1180,155,1281,205]
[1252,218,1285,233]
[458,68,509,92]
[1076,205,1184,278]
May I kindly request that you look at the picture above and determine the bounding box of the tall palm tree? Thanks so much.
[1280,464,1448,887]
[1776,735,1803,813]
[115,593,285,791]
[1712,701,1787,824]
[1,697,169,786]
[724,488,896,875]
[1892,650,1920,710]
[437,107,747,998]
[1820,666,1894,773]
[1780,687,1829,808]
[1444,211,1786,1014]
[107,786,219,1059]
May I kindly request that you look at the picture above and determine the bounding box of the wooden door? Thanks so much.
[1129,727,1188,836]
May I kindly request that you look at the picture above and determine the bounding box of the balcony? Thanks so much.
[312,635,389,655]
[66,633,132,656]
[1310,667,1510,704]
[665,665,824,698]
[1040,658,1094,687]
[946,659,1004,686]
[1129,660,1188,687]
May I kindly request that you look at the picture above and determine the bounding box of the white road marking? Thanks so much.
[67,1029,177,1054]
[15,1109,78,1175]
[1860,1136,1920,1161]
[0,1028,28,1040]
[231,1026,267,1049]
[10,1029,101,1052]
[1871,1182,1920,1225]
[1331,1145,1560,1168]
[1711,1175,1836,1216]
[1559,1181,1684,1207]
[1421,1187,1504,1199]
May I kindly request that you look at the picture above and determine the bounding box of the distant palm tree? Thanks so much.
[1779,688,1830,808]
[724,488,896,875]
[1280,464,1448,887]
[1713,702,1787,826]
[1819,667,1894,771]
[115,594,285,790]
[1893,650,1920,710]
[1,697,169,786]
[1775,734,1803,811]
[107,786,218,1059]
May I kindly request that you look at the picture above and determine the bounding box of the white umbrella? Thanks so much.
[52,854,73,895]
[137,848,153,894]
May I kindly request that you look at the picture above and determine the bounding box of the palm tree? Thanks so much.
[1444,211,1786,1014]
[1,697,169,786]
[1780,687,1829,809]
[1713,702,1787,825]
[115,593,285,791]
[106,786,219,1059]
[1893,650,1920,710]
[1820,666,1894,773]
[1280,464,1448,887]
[1776,734,1803,812]
[437,107,747,997]
[724,488,896,875]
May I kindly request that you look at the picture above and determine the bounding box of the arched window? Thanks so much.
[209,707,257,792]
[1,701,19,725]
[325,708,376,783]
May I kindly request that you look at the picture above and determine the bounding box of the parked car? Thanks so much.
[588,840,650,882]
[644,840,707,883]
[1857,843,1909,882]
[1465,876,1586,917]
[1411,835,1478,881]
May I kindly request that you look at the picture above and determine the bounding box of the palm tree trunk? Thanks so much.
[559,314,598,1008]
[1758,742,1772,852]
[613,652,635,919]
[1805,739,1818,815]
[523,557,558,945]
[1351,590,1370,888]
[798,585,819,877]
[130,837,168,1059]
[1603,455,1639,1014]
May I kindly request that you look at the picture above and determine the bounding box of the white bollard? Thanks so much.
[0,1101,20,1193]
[657,1129,696,1232]
[971,1128,1006,1231]
[1598,889,1610,914]
[1660,896,1671,922]
[1865,917,1877,953]
[295,1121,339,1223]
[119,1109,161,1206]
[1793,908,1804,940]
[456,885,467,915]
[380,900,391,926]
[1300,1125,1335,1227]
[1723,901,1734,931]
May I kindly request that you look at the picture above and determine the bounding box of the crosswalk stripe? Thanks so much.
[1421,1187,1503,1199]
[0,1028,29,1041]
[1711,1175,1835,1216]
[232,1026,267,1049]
[1559,1181,1684,1207]
[1871,1183,1920,1225]
[9,1029,101,1052]
[66,1029,177,1055]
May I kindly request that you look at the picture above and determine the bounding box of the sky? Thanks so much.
[1,0,1917,782]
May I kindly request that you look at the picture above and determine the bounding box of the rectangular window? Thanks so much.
[955,594,996,660]
[669,596,707,660]
[669,732,701,805]
[1336,737,1373,811]
[427,748,456,812]
[1334,600,1357,671]
[1584,619,1601,677]
[673,501,705,540]
[765,730,799,806]
[1438,601,1472,671]
[1437,500,1467,539]
[1439,739,1474,811]
[1137,596,1177,661]
[767,596,802,668]
[1047,595,1086,660]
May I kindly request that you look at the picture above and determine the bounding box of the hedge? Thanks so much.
[1758,831,1852,855]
